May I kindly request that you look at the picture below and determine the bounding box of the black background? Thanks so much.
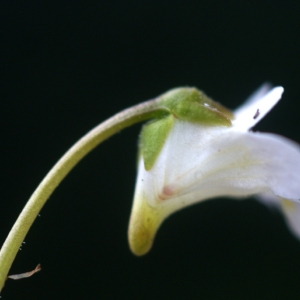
[1,1,300,299]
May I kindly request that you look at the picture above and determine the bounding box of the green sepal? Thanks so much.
[159,87,233,127]
[140,114,174,171]
[139,87,233,171]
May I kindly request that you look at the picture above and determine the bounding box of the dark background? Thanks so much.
[1,1,300,299]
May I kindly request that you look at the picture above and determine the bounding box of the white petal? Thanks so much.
[233,86,284,131]
[279,199,300,239]
[256,193,300,239]
[257,194,300,240]
[240,83,272,107]
[138,121,300,219]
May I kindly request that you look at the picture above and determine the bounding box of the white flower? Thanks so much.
[128,84,300,255]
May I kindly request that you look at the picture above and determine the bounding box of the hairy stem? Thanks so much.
[0,97,165,291]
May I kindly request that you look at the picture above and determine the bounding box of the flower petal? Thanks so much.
[233,85,284,131]
[240,83,272,107]
[257,194,300,240]
[280,198,300,239]
[137,121,300,216]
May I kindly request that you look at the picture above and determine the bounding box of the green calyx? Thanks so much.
[159,87,233,126]
[140,114,174,171]
[140,87,233,170]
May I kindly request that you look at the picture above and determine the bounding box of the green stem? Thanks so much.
[0,97,166,292]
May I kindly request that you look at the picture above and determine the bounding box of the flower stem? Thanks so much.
[0,97,165,292]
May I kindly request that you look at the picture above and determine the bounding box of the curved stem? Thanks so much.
[0,97,166,291]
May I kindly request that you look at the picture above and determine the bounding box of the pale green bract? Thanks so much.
[128,84,300,256]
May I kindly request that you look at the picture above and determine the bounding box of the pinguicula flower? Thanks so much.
[128,84,300,255]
